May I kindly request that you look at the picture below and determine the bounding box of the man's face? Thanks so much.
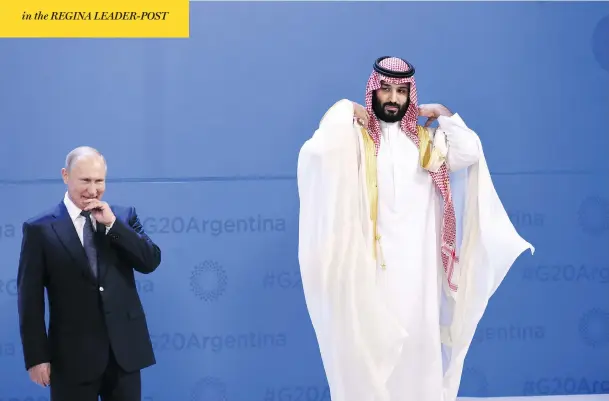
[61,155,107,210]
[372,81,410,123]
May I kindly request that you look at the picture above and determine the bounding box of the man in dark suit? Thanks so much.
[17,146,162,401]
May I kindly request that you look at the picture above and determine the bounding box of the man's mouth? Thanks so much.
[385,105,398,113]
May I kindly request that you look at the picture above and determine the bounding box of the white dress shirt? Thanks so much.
[63,192,113,245]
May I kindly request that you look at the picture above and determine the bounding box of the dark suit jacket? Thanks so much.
[17,201,161,383]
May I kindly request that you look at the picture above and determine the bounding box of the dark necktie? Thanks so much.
[80,210,98,278]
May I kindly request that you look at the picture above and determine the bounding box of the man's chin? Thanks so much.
[378,113,401,123]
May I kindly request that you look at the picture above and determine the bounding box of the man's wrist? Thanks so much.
[440,105,453,117]
[105,218,116,232]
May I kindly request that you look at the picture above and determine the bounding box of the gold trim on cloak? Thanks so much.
[359,124,444,270]
[418,124,446,171]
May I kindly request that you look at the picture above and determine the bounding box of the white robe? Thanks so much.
[296,99,535,401]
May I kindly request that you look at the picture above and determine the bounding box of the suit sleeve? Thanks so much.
[16,222,50,371]
[107,207,161,274]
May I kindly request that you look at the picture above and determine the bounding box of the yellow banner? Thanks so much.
[0,0,189,38]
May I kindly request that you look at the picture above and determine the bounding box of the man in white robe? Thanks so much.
[296,56,535,401]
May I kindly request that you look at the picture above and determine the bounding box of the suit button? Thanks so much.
[99,286,104,292]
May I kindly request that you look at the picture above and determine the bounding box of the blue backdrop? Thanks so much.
[0,1,608,400]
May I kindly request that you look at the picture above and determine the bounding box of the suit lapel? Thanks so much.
[50,202,97,283]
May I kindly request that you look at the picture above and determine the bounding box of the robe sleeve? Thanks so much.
[433,113,481,172]
[297,99,407,401]
[440,121,535,401]
[302,99,355,154]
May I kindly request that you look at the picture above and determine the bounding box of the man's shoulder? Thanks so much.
[23,205,60,227]
[416,124,437,134]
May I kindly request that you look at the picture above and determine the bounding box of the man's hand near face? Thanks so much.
[83,199,116,227]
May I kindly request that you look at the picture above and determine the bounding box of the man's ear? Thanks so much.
[61,168,69,184]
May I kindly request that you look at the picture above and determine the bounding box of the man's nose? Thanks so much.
[390,91,398,102]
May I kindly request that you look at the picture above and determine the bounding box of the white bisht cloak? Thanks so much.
[296,99,535,401]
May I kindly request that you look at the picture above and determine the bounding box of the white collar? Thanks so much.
[379,120,400,130]
[379,120,400,140]
[63,192,84,222]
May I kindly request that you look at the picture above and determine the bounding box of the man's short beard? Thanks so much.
[372,91,409,123]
